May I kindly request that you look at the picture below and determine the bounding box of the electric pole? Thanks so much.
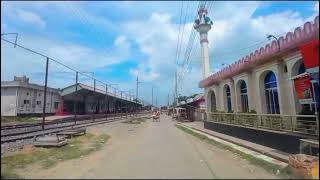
[175,71,178,106]
[152,85,154,108]
[167,94,169,108]
[136,76,138,115]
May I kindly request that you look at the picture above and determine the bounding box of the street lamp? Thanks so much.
[267,34,280,52]
[1,33,18,48]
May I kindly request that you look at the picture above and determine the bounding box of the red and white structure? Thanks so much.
[194,5,213,78]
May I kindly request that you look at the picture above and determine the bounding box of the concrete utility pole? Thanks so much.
[152,86,154,108]
[136,76,139,114]
[42,57,49,130]
[167,94,169,107]
[194,5,212,78]
[175,71,178,106]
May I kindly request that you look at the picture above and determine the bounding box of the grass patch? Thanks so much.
[122,117,146,124]
[1,133,110,179]
[1,116,40,125]
[175,124,295,179]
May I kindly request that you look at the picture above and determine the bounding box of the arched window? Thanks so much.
[264,72,280,114]
[210,91,216,112]
[240,81,249,112]
[225,85,232,112]
[298,64,306,74]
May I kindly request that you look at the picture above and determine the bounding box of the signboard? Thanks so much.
[299,39,319,69]
[294,75,314,104]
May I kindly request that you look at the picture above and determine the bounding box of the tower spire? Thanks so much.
[194,6,213,78]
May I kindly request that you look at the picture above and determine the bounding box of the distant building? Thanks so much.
[177,94,205,121]
[1,76,62,116]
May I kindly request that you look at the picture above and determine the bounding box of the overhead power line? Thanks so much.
[174,1,185,66]
[174,1,204,99]
[1,37,136,100]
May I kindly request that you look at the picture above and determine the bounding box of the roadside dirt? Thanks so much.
[18,120,150,179]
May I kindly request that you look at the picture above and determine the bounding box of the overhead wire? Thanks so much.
[178,1,205,82]
[1,37,138,102]
[176,1,190,68]
[175,1,205,97]
[174,1,184,66]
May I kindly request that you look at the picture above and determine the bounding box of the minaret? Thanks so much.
[194,5,213,79]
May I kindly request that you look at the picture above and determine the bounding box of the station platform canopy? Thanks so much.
[60,83,142,105]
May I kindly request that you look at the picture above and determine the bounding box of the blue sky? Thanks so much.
[1,1,319,106]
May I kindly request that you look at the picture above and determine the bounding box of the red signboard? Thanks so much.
[299,39,319,69]
[294,75,313,104]
[55,100,70,115]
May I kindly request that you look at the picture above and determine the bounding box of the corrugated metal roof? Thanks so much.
[290,72,310,80]
[61,83,140,104]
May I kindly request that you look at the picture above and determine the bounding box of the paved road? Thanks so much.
[24,115,278,179]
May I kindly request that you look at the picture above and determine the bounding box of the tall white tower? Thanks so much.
[194,5,213,79]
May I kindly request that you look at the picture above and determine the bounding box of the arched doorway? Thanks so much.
[210,91,216,112]
[225,85,232,112]
[239,80,249,112]
[264,71,280,114]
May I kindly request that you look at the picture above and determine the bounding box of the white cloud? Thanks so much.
[125,12,179,82]
[250,11,304,36]
[15,9,46,29]
[314,2,319,12]
[114,35,131,51]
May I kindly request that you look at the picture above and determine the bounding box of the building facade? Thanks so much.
[199,16,319,116]
[1,76,62,116]
[1,76,142,116]
[177,94,206,121]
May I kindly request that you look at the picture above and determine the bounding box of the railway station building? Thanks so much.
[58,83,140,115]
[1,76,62,116]
[1,76,142,116]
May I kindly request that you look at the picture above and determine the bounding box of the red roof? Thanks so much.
[199,16,319,88]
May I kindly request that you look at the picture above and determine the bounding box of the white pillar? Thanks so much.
[201,40,210,78]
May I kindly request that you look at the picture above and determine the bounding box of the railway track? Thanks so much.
[1,113,128,130]
[1,112,149,144]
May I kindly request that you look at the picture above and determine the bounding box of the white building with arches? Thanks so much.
[200,16,319,116]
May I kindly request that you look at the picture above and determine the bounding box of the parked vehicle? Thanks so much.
[152,111,160,122]
[172,108,187,121]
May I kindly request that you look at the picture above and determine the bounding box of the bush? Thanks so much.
[297,106,316,133]
[249,109,257,114]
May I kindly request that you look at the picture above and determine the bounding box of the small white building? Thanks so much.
[1,76,62,116]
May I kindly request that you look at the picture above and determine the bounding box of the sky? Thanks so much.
[1,1,319,106]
